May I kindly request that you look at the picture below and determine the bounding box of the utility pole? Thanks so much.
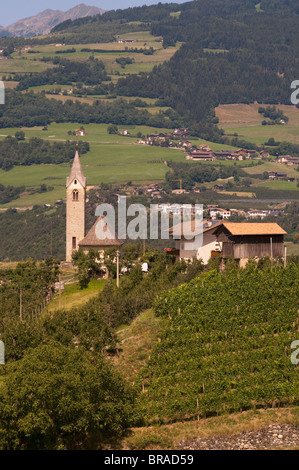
[59,273,62,309]
[270,237,273,259]
[116,250,120,288]
[50,219,53,257]
[284,245,287,268]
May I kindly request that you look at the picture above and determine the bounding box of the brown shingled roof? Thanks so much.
[78,217,124,248]
[222,222,286,236]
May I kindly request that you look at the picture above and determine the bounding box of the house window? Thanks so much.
[72,237,76,250]
[72,190,79,201]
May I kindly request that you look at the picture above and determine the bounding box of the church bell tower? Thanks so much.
[66,149,86,262]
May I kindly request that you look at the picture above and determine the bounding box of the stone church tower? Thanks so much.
[66,149,86,262]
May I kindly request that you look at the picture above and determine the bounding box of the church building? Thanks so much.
[66,149,123,262]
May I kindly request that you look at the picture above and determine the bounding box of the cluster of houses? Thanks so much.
[207,205,285,220]
[187,146,263,161]
[138,128,190,147]
[138,183,164,199]
[276,155,299,166]
[138,134,299,168]
[0,46,31,56]
[267,171,295,181]
[117,39,135,44]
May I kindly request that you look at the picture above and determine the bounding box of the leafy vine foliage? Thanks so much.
[139,263,299,422]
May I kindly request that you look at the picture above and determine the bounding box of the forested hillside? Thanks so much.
[1,0,299,141]
[115,0,299,140]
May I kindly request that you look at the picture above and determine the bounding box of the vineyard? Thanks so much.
[139,263,299,422]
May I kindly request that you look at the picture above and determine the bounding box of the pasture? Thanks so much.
[0,122,186,208]
[216,103,299,145]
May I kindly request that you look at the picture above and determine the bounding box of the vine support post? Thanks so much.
[116,249,120,288]
[284,245,287,268]
[20,288,22,321]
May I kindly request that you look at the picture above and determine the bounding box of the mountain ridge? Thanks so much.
[0,4,106,38]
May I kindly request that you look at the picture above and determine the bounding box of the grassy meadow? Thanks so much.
[216,103,299,145]
[0,122,186,208]
[1,31,179,80]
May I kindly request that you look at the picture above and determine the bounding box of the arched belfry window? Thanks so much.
[74,179,77,184]
[72,190,79,201]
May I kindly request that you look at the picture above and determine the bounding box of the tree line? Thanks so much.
[0,136,89,170]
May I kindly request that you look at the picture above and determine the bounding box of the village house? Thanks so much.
[166,220,223,265]
[198,145,212,152]
[246,209,269,219]
[172,128,190,138]
[213,222,286,268]
[120,130,130,136]
[260,150,270,158]
[268,171,287,180]
[178,140,192,149]
[277,155,299,165]
[189,150,215,161]
[117,39,134,44]
[210,208,231,219]
[213,184,224,191]
[75,129,87,136]
[213,151,233,159]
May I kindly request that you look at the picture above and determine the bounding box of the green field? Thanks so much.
[45,278,106,312]
[0,122,175,143]
[0,57,54,75]
[216,103,299,145]
[244,161,299,178]
[0,122,187,208]
[2,32,179,80]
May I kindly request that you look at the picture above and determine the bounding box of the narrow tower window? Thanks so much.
[72,190,79,201]
[72,237,76,250]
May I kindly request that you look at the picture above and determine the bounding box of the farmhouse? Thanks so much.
[172,128,190,138]
[268,171,287,180]
[167,220,222,265]
[76,129,87,136]
[246,209,269,219]
[213,184,224,191]
[189,151,215,161]
[277,155,299,165]
[209,208,231,219]
[213,222,286,268]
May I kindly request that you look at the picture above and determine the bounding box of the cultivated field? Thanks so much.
[216,103,299,145]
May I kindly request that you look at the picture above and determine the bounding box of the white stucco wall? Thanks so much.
[178,232,222,265]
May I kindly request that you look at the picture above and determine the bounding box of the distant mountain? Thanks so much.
[1,4,106,38]
[0,26,13,38]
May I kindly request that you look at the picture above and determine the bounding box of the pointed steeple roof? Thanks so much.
[66,149,86,188]
[78,216,124,248]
